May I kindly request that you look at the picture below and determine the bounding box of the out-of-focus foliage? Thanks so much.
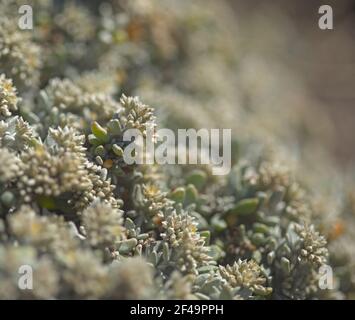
[0,0,354,300]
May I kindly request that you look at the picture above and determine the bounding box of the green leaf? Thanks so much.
[228,198,259,216]
[281,257,291,274]
[169,187,186,203]
[253,223,270,234]
[107,119,122,135]
[185,184,198,205]
[200,230,211,245]
[94,145,106,157]
[197,265,217,273]
[91,121,109,143]
[208,244,224,260]
[118,238,138,254]
[186,170,207,190]
[190,211,208,229]
[211,215,227,232]
[251,233,265,246]
[112,144,124,157]
[88,134,101,146]
[267,251,275,264]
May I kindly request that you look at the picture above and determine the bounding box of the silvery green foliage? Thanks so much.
[0,116,37,151]
[33,78,122,135]
[0,0,353,300]
[81,200,124,251]
[0,74,19,118]
[0,18,41,90]
[218,259,272,298]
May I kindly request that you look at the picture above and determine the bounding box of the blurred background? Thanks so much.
[231,0,355,168]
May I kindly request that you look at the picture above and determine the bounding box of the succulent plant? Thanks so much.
[0,0,353,300]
